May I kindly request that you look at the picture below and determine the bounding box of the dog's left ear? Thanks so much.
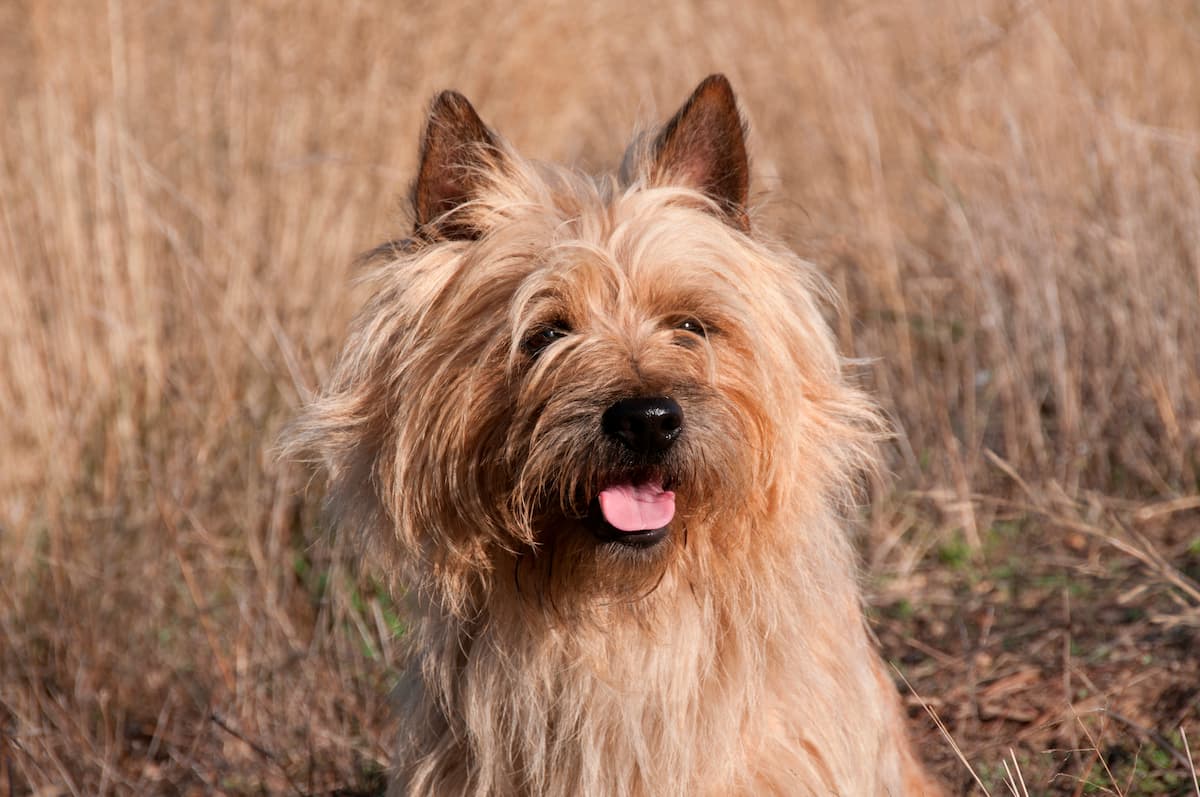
[648,74,750,232]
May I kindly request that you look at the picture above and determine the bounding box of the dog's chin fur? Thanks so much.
[284,76,941,796]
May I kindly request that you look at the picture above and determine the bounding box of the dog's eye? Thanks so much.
[676,318,707,337]
[524,323,571,354]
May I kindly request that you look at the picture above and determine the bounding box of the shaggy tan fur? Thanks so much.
[286,75,941,796]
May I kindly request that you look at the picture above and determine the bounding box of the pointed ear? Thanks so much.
[412,90,504,241]
[649,74,750,231]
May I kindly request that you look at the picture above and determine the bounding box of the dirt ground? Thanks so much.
[874,496,1200,793]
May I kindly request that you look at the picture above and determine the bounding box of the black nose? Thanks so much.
[602,396,683,455]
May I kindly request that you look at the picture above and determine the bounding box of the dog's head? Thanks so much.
[288,76,878,618]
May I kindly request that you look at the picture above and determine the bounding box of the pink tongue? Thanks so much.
[598,482,676,532]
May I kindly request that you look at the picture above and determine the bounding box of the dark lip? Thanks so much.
[593,522,670,548]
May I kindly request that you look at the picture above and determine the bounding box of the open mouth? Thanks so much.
[588,479,675,548]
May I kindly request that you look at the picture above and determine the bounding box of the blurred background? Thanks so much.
[2,1,1198,793]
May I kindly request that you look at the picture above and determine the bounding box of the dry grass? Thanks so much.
[2,1,1198,793]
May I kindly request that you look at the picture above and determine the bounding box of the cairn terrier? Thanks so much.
[288,75,940,795]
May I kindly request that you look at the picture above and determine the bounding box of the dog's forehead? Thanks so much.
[515,245,746,334]
[496,169,779,326]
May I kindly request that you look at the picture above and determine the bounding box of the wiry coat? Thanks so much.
[285,76,940,796]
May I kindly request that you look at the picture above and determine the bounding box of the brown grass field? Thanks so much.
[2,1,1199,794]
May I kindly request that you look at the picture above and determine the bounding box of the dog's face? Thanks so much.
[294,77,875,616]
[494,206,784,602]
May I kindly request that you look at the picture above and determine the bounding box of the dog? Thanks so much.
[286,75,941,796]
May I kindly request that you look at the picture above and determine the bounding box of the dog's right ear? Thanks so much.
[412,91,504,241]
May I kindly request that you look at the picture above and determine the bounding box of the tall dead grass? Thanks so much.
[1,1,1197,792]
